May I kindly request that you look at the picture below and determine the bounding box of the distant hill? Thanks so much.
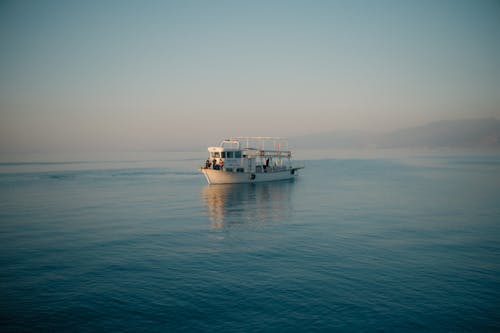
[292,118,500,149]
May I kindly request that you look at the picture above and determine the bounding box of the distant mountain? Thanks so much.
[292,118,500,149]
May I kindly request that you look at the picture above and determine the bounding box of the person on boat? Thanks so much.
[262,157,269,172]
[212,159,217,170]
[219,159,224,170]
[205,159,210,169]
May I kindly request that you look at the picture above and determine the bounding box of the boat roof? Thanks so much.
[218,137,289,150]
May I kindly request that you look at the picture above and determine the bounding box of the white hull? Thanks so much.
[201,168,299,185]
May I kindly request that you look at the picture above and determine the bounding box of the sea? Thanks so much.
[1,149,499,332]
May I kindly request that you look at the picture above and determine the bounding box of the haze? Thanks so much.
[1,1,499,152]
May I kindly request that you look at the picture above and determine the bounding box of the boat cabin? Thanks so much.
[207,140,244,172]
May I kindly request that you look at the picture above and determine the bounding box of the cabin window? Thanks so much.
[221,152,226,158]
[235,151,242,158]
[226,151,234,158]
[211,152,220,158]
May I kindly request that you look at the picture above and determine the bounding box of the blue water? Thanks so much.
[1,151,499,332]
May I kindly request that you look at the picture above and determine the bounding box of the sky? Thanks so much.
[1,0,499,152]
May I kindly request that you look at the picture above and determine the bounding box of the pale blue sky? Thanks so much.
[1,0,499,152]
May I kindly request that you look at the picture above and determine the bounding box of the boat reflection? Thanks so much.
[201,180,296,229]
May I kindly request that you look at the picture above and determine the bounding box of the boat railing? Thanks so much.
[229,137,289,151]
[244,149,292,158]
[219,139,240,149]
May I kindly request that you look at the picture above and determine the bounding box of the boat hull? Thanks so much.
[201,168,298,185]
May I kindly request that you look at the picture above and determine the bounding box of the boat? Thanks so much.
[199,137,304,184]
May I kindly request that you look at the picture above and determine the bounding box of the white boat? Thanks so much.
[200,137,304,185]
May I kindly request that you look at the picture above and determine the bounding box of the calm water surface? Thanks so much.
[1,150,499,332]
